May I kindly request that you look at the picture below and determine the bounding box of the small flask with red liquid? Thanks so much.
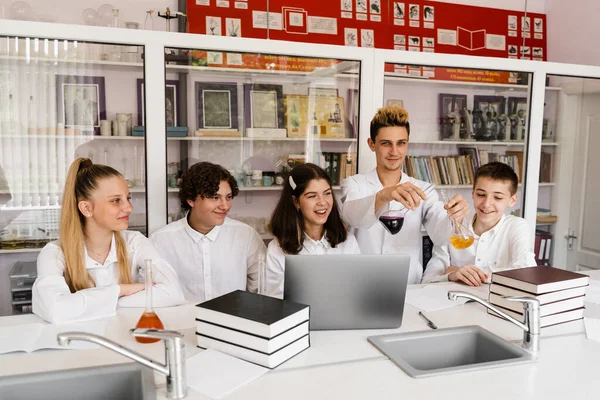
[135,259,164,343]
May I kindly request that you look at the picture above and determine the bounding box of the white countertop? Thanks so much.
[1,272,600,400]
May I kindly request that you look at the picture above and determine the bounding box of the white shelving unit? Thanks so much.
[167,137,357,142]
[0,249,42,255]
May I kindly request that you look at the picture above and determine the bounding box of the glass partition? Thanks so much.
[383,63,534,216]
[540,75,600,270]
[0,36,146,314]
[163,48,361,239]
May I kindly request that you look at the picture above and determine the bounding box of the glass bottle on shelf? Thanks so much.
[134,259,165,343]
[144,10,155,30]
[167,162,178,188]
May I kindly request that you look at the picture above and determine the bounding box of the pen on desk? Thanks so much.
[418,311,438,329]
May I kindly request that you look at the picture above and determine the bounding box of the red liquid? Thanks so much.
[134,311,165,343]
[379,216,404,235]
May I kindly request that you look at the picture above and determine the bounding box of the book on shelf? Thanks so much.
[314,152,356,184]
[536,215,558,224]
[491,266,589,295]
[489,283,587,305]
[487,306,585,328]
[505,150,523,182]
[194,129,241,137]
[196,320,309,355]
[489,292,585,316]
[534,230,553,266]
[196,333,310,369]
[540,152,553,182]
[404,154,476,186]
[195,290,310,339]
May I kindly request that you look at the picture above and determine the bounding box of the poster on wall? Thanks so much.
[186,0,547,83]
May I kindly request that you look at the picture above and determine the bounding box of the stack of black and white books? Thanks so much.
[195,290,310,369]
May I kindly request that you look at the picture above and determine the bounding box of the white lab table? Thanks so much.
[1,271,599,400]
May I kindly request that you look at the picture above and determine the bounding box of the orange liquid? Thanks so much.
[134,311,164,343]
[450,235,475,249]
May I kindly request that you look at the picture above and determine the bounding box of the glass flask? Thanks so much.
[135,259,165,343]
[439,189,474,249]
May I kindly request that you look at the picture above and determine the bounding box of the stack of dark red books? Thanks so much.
[489,266,589,328]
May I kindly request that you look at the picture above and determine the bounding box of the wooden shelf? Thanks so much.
[165,64,314,76]
[0,135,142,140]
[168,137,357,142]
[0,205,61,211]
[235,186,342,192]
[0,54,143,69]
[0,248,43,254]
[409,140,558,147]
[382,74,561,91]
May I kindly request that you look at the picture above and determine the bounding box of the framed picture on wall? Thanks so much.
[507,96,528,115]
[472,95,507,141]
[195,82,239,131]
[473,95,506,116]
[438,93,467,140]
[243,83,284,131]
[386,99,404,108]
[56,75,106,135]
[136,79,180,127]
[308,87,339,97]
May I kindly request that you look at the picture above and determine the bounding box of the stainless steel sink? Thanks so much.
[368,325,535,378]
[0,362,156,400]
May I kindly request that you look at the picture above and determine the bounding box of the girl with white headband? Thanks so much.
[265,163,360,298]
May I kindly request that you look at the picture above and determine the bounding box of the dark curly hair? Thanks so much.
[179,162,239,211]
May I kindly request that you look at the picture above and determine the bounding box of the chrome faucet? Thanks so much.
[448,291,540,354]
[57,328,187,399]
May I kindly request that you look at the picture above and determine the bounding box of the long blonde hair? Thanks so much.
[61,157,133,292]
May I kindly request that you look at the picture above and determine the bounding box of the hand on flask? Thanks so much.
[119,283,145,297]
[447,264,488,287]
[443,194,470,221]
[382,182,428,210]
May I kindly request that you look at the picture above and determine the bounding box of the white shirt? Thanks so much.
[150,216,265,303]
[421,214,538,283]
[33,230,185,324]
[265,232,361,298]
[340,169,452,284]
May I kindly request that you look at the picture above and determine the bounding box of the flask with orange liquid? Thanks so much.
[135,259,164,343]
[439,189,474,250]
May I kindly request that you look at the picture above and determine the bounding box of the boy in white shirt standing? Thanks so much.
[422,162,537,286]
[340,106,470,284]
[151,162,266,303]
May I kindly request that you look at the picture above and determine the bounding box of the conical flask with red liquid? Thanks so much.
[135,259,164,343]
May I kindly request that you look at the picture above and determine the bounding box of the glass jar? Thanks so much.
[274,172,285,186]
[262,171,274,187]
[251,170,263,187]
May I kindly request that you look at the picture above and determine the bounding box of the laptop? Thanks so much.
[283,254,410,330]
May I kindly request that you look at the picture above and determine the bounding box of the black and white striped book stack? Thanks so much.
[195,290,310,369]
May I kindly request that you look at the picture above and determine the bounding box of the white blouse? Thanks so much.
[265,232,361,299]
[421,214,538,283]
[33,230,185,324]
